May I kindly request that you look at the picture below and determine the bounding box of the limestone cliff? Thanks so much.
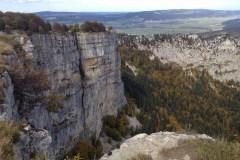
[119,33,240,82]
[0,32,126,159]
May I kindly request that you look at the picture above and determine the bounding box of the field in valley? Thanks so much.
[36,10,240,34]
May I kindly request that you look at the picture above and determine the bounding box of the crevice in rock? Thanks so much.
[76,34,87,139]
[81,85,86,139]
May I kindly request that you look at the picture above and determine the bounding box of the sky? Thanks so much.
[0,0,240,13]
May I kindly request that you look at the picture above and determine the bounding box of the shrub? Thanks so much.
[80,21,106,33]
[44,92,64,112]
[103,126,122,141]
[0,35,21,49]
[0,53,8,74]
[102,114,129,141]
[10,69,51,100]
[0,121,21,159]
[52,22,65,32]
[123,95,137,117]
[1,12,49,33]
[90,136,104,158]
[7,48,64,113]
[73,141,96,160]
[67,138,103,160]
[65,154,83,160]
[69,24,80,33]
[0,64,6,73]
[0,94,5,103]
[9,62,51,110]
[30,154,48,160]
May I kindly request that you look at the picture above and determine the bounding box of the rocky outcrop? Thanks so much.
[100,132,212,160]
[0,32,126,159]
[13,127,54,160]
[119,34,240,82]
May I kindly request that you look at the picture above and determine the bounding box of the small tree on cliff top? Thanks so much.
[80,21,106,33]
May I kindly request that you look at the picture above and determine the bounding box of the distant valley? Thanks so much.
[36,9,240,34]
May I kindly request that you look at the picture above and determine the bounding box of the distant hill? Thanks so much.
[36,9,240,34]
[223,18,240,30]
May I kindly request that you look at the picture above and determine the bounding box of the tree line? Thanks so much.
[0,11,107,34]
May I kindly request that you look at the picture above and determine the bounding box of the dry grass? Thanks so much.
[0,35,20,49]
[193,139,240,160]
[0,64,7,74]
[45,92,64,112]
[0,81,6,103]
[129,154,153,160]
[162,139,240,160]
[64,154,83,160]
[0,41,14,55]
[0,121,21,159]
[0,35,15,74]
[0,57,7,74]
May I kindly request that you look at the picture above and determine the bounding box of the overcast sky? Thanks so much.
[0,0,240,13]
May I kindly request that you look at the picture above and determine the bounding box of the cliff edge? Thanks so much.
[0,32,126,159]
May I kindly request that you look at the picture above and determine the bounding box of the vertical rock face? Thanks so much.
[28,34,84,159]
[1,32,126,159]
[0,72,14,120]
[77,33,126,136]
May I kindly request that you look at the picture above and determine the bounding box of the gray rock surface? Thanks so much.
[14,128,54,160]
[1,32,126,159]
[100,132,212,160]
[120,34,240,82]
[77,33,126,136]
[0,72,14,120]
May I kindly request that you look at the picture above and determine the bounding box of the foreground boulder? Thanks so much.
[100,132,212,160]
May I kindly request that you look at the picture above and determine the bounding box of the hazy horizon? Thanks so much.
[0,0,240,13]
[1,8,240,14]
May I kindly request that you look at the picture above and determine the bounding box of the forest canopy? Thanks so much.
[120,45,240,142]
